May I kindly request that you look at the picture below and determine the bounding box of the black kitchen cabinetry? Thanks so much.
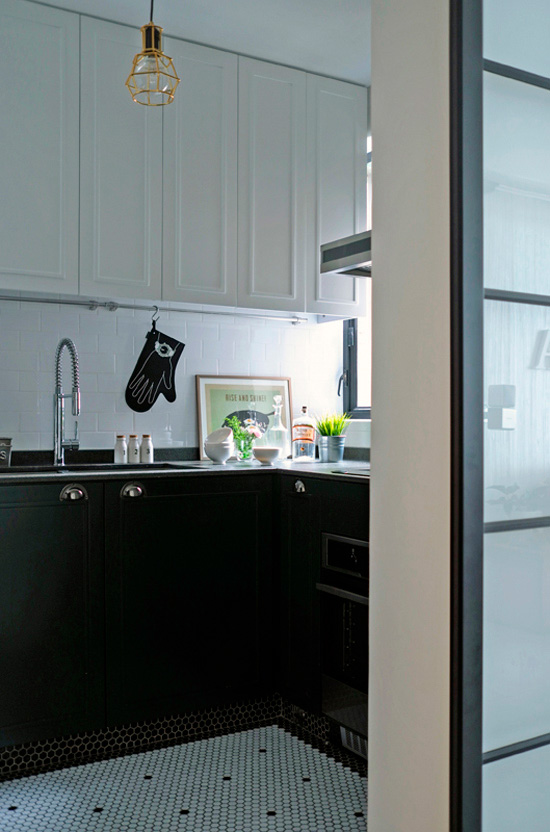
[0,481,105,748]
[279,474,369,714]
[0,468,367,752]
[104,474,274,725]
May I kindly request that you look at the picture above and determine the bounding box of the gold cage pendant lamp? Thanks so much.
[126,0,180,106]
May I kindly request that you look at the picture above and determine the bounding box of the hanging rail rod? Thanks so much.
[0,294,307,325]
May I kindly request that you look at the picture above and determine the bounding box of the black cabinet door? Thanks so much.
[0,481,105,747]
[279,479,321,711]
[279,474,370,712]
[105,475,273,725]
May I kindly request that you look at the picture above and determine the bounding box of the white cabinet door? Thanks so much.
[0,0,79,294]
[306,75,368,317]
[162,40,238,306]
[80,18,163,300]
[237,58,307,312]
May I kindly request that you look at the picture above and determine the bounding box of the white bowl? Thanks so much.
[253,447,280,465]
[204,441,234,465]
[205,427,233,444]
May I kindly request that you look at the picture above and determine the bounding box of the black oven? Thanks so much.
[317,533,369,739]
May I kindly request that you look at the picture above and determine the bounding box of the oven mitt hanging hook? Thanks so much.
[125,314,185,413]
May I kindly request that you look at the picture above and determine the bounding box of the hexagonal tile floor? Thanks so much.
[0,725,367,831]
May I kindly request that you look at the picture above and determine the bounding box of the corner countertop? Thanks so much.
[0,458,370,484]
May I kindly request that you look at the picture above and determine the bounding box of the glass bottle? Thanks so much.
[291,406,316,461]
[267,395,290,458]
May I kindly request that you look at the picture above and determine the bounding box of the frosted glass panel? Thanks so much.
[484,301,550,522]
[483,743,550,832]
[484,73,550,294]
[483,528,550,751]
[484,0,550,81]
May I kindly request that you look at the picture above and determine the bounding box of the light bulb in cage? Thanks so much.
[126,4,179,106]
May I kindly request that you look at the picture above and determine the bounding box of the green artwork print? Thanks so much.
[196,376,292,459]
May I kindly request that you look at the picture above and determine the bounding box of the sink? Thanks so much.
[0,462,197,474]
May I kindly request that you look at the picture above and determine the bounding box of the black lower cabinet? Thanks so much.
[104,475,274,725]
[0,481,105,747]
[279,478,321,712]
[0,469,368,752]
[279,474,369,716]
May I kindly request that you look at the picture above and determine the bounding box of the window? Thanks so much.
[341,136,372,419]
[341,286,372,419]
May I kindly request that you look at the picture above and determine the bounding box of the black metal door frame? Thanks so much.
[449,0,484,829]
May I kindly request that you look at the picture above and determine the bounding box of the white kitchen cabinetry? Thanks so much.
[237,58,308,313]
[305,75,368,317]
[0,2,368,318]
[162,40,238,306]
[80,17,163,300]
[0,0,79,294]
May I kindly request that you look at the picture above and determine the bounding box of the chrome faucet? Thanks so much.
[54,338,80,466]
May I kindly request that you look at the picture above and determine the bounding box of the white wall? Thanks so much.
[0,295,347,452]
[368,0,451,829]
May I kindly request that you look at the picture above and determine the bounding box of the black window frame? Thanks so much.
[341,318,371,419]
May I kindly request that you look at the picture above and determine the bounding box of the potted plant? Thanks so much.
[315,413,352,462]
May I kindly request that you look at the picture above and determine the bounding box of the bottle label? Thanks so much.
[292,426,315,443]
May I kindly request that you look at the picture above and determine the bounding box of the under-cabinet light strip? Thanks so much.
[0,294,307,325]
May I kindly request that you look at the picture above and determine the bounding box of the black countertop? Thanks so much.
[0,458,370,484]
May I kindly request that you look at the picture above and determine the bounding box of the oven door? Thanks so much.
[317,583,368,738]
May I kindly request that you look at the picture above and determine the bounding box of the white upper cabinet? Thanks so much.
[0,0,79,294]
[0,2,368,317]
[305,75,368,316]
[80,17,163,300]
[237,58,308,312]
[162,40,238,306]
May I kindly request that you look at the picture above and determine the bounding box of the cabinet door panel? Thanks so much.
[80,18,163,299]
[0,482,104,747]
[238,58,307,312]
[306,75,368,316]
[105,476,272,724]
[0,0,79,293]
[163,40,238,305]
[280,490,321,710]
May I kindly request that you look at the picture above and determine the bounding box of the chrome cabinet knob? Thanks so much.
[60,484,87,502]
[294,480,306,493]
[121,482,144,499]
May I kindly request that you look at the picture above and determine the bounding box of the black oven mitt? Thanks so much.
[125,326,185,412]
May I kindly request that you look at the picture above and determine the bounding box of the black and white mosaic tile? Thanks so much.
[0,725,367,831]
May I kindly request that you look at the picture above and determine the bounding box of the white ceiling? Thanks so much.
[39,0,371,86]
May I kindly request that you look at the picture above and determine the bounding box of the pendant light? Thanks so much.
[126,0,180,106]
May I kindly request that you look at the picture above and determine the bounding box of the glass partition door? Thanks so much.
[482,60,550,831]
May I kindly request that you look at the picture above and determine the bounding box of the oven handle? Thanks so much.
[316,583,369,606]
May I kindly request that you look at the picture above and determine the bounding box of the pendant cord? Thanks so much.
[150,0,154,22]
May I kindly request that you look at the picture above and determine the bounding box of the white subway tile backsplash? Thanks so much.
[98,412,134,433]
[19,372,52,393]
[202,338,235,361]
[0,414,20,434]
[4,392,40,413]
[0,298,361,452]
[0,351,37,372]
[80,373,99,393]
[81,353,116,375]
[1,309,41,331]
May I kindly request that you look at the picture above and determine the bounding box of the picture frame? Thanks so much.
[196,375,293,460]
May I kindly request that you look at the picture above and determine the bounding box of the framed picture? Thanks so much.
[196,375,293,459]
